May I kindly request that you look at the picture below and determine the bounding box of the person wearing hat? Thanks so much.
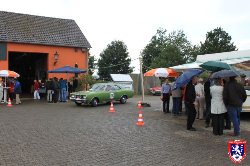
[195,78,205,120]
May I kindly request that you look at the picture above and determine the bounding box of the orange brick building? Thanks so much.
[0,11,91,93]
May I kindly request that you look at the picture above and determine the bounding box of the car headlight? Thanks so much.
[71,95,75,98]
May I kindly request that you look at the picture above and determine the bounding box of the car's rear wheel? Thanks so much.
[120,96,127,104]
[91,98,98,107]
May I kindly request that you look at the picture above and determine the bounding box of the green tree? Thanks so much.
[141,28,167,73]
[77,74,97,91]
[143,29,195,70]
[98,40,133,80]
[88,55,96,75]
[200,27,237,54]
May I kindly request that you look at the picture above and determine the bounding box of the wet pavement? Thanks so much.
[0,96,249,165]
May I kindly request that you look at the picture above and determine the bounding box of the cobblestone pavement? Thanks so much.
[0,96,249,166]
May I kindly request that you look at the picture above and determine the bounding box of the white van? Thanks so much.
[242,88,250,112]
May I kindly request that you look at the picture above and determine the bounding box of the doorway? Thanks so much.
[8,52,48,94]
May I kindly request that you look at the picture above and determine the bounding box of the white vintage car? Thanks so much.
[242,89,250,112]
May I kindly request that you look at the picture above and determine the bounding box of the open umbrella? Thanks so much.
[144,68,178,77]
[48,66,87,74]
[211,70,239,79]
[48,66,87,97]
[0,70,20,78]
[200,61,234,72]
[173,69,203,89]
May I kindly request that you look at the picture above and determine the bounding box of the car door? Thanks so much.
[95,85,107,103]
[103,85,113,102]
[113,85,123,100]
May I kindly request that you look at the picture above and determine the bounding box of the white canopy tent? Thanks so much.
[170,49,250,71]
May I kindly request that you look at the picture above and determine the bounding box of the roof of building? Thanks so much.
[0,11,91,48]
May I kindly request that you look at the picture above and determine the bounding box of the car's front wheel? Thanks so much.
[91,98,98,107]
[120,96,127,104]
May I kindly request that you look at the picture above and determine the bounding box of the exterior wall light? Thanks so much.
[54,51,59,65]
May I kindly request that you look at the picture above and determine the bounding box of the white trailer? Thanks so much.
[242,90,250,112]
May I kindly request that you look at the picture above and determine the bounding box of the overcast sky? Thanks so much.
[1,0,250,73]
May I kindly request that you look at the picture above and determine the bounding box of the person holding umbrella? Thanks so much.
[173,69,203,130]
[185,76,198,131]
[223,76,247,136]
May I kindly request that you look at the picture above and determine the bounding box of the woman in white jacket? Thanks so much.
[210,78,227,135]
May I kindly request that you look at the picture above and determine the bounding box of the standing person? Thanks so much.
[46,78,53,103]
[195,78,205,119]
[14,78,22,104]
[204,76,212,128]
[0,78,3,103]
[52,77,59,103]
[185,76,198,131]
[8,80,15,101]
[33,80,40,100]
[73,77,78,92]
[171,84,182,116]
[3,78,8,103]
[161,78,171,113]
[68,81,73,99]
[222,78,231,130]
[210,79,227,135]
[223,76,247,136]
[59,78,67,102]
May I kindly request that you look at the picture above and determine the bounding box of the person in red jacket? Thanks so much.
[33,80,40,100]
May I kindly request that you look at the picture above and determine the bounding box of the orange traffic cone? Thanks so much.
[137,101,142,109]
[109,102,116,113]
[7,98,13,107]
[136,110,144,126]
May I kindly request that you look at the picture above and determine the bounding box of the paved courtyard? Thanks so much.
[0,96,249,166]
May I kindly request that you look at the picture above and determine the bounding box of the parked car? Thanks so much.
[149,86,161,95]
[70,83,134,106]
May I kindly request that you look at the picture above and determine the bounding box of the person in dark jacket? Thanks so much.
[14,78,22,104]
[204,77,212,127]
[222,78,231,130]
[46,78,53,103]
[223,76,247,136]
[185,76,198,131]
[52,77,60,103]
[73,77,78,92]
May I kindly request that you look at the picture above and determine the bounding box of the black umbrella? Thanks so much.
[211,70,239,79]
